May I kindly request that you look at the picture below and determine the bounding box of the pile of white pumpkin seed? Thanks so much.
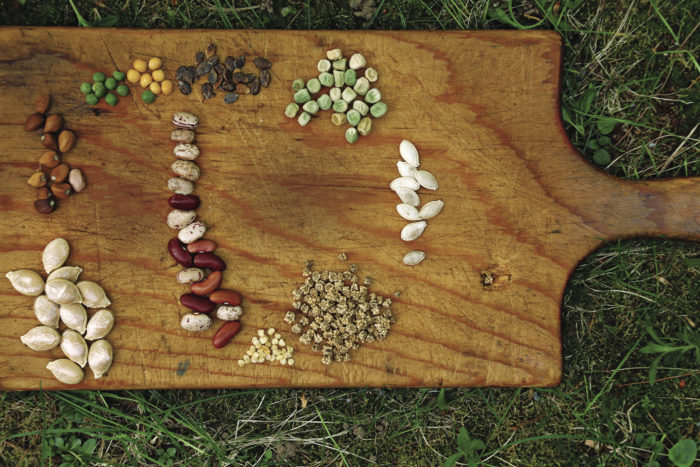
[284,48,387,144]
[5,238,114,384]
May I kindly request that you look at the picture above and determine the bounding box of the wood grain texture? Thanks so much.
[0,28,697,390]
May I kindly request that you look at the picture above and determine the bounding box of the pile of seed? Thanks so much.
[24,94,86,214]
[175,43,272,104]
[284,262,393,365]
[284,48,387,144]
[126,57,174,103]
[79,70,130,106]
[390,140,444,266]
[5,238,114,385]
[238,327,295,366]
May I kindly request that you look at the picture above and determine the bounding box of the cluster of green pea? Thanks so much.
[79,71,130,106]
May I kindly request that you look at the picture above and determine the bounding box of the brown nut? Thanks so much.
[24,113,45,131]
[35,94,51,114]
[190,271,223,296]
[213,321,242,349]
[27,171,47,188]
[34,199,56,214]
[50,183,72,199]
[43,115,64,133]
[39,151,61,169]
[36,187,51,200]
[50,163,70,183]
[58,130,76,153]
[68,168,86,193]
[41,132,59,151]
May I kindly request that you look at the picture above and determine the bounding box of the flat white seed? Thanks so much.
[60,330,88,368]
[173,143,200,160]
[415,170,438,190]
[419,200,444,220]
[397,161,417,178]
[6,270,44,296]
[399,140,420,167]
[88,339,113,378]
[389,176,420,192]
[403,250,426,266]
[349,53,366,69]
[176,268,205,284]
[180,313,212,331]
[47,266,83,283]
[76,281,110,308]
[317,59,331,72]
[178,221,206,244]
[396,204,422,221]
[20,325,61,351]
[46,359,84,384]
[396,188,420,207]
[42,238,70,274]
[168,177,194,195]
[59,303,87,334]
[84,309,114,340]
[167,209,196,230]
[34,295,60,328]
[400,221,427,242]
[326,48,342,60]
[45,279,82,305]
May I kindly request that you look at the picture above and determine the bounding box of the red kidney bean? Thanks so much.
[187,239,217,253]
[168,194,201,210]
[209,289,242,306]
[213,321,242,348]
[180,293,215,313]
[168,237,193,267]
[193,252,226,271]
[190,270,222,296]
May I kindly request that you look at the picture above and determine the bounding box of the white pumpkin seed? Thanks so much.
[20,325,61,351]
[60,330,88,367]
[389,176,420,192]
[397,161,417,178]
[45,279,82,305]
[396,204,422,221]
[60,303,88,334]
[415,170,438,190]
[396,188,420,207]
[88,339,113,378]
[419,200,444,220]
[5,270,44,296]
[403,250,426,266]
[76,281,111,308]
[42,238,70,274]
[399,140,420,167]
[46,359,84,384]
[84,309,114,340]
[34,295,60,328]
[47,265,83,283]
[400,221,427,241]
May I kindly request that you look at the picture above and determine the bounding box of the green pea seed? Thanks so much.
[116,84,130,97]
[331,113,347,126]
[317,94,332,111]
[285,103,300,118]
[341,87,357,103]
[345,127,358,144]
[141,90,156,103]
[80,82,92,94]
[307,78,321,95]
[333,70,345,88]
[353,100,369,116]
[354,77,370,95]
[105,93,118,106]
[293,88,311,104]
[113,70,125,81]
[298,111,311,127]
[365,88,382,104]
[92,72,106,82]
[329,88,342,102]
[85,93,99,106]
[346,109,361,127]
[370,102,387,118]
[92,82,107,98]
[292,79,305,92]
[332,58,347,71]
[344,69,357,87]
[302,100,320,115]
[319,72,334,87]
[357,117,372,136]
[332,99,348,113]
[104,77,117,90]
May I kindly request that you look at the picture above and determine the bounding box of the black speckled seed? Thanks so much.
[196,61,212,77]
[195,51,205,65]
[220,81,236,92]
[186,66,197,83]
[206,55,219,66]
[253,57,271,69]
[224,69,234,83]
[224,56,235,71]
[215,64,225,75]
[234,55,245,69]
[201,83,213,100]
[232,72,249,84]
[224,93,239,104]
[175,66,188,81]
[249,78,260,95]
[208,70,217,84]
[206,43,216,57]
[178,80,192,95]
[259,69,271,87]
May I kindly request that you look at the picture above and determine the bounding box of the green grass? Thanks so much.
[1,1,698,465]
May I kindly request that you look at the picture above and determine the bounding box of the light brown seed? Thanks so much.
[36,187,51,200]
[35,94,51,114]
[24,113,44,131]
[50,183,72,199]
[27,171,47,188]
[41,132,59,151]
[39,151,61,169]
[58,130,76,153]
[43,114,64,133]
[50,163,70,183]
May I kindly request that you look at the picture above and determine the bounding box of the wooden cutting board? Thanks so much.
[0,28,697,390]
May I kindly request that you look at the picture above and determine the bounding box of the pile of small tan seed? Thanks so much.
[285,261,394,365]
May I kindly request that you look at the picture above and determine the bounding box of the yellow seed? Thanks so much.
[152,69,165,82]
[139,73,153,88]
[149,81,162,95]
[126,69,140,84]
[133,59,147,73]
[148,57,162,71]
[161,79,174,95]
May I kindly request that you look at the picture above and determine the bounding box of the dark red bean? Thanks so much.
[191,271,223,296]
[180,293,215,313]
[193,252,226,271]
[168,237,193,267]
[168,194,201,210]
[186,239,217,253]
[213,321,242,349]
[209,289,242,306]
